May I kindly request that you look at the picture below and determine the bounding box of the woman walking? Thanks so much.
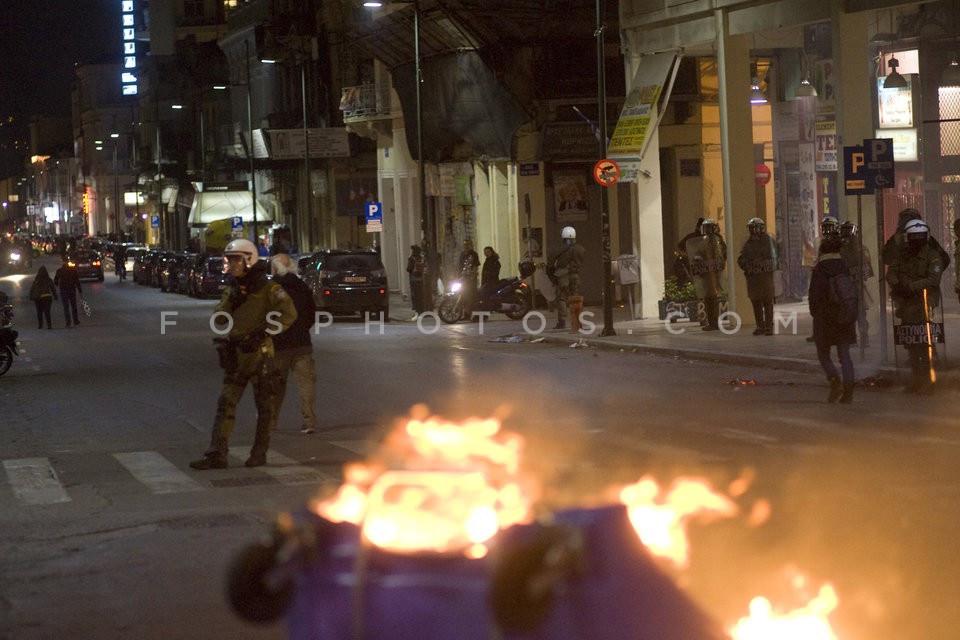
[28,265,58,329]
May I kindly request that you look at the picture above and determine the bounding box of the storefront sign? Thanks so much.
[814,120,837,172]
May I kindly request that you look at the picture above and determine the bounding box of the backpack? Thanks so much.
[828,272,859,325]
[411,256,425,277]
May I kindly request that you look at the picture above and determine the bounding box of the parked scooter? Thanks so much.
[437,261,535,324]
[0,295,18,377]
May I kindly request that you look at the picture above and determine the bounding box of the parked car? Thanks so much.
[67,250,105,282]
[159,253,196,293]
[304,249,389,320]
[189,255,230,298]
[133,249,158,285]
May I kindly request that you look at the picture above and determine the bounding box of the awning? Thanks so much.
[187,191,273,226]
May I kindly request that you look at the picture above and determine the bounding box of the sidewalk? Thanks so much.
[389,291,960,380]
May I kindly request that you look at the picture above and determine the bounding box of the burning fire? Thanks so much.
[310,408,533,555]
[619,474,738,568]
[730,583,839,640]
[308,407,843,637]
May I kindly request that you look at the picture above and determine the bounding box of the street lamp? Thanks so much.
[95,133,123,240]
[261,41,312,250]
[364,1,431,302]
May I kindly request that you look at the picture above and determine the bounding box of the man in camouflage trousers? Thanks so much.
[190,239,297,470]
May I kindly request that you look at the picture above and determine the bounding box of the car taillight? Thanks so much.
[93,260,101,266]
[67,261,77,267]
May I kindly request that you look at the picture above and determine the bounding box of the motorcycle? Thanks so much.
[0,298,17,377]
[437,261,535,324]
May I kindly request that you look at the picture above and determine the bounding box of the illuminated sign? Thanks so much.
[120,0,138,96]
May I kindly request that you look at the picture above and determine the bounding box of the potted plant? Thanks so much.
[658,276,697,321]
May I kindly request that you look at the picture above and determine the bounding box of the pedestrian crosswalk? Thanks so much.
[2,448,339,507]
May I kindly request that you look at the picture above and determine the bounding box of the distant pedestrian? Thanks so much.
[268,252,318,435]
[457,239,481,316]
[406,245,427,318]
[737,217,777,335]
[28,265,57,329]
[808,236,856,403]
[53,255,82,327]
[886,219,944,394]
[478,246,501,304]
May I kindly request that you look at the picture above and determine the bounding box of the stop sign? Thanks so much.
[755,163,772,186]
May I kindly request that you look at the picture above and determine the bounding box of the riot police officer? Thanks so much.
[839,221,874,342]
[550,225,586,329]
[886,220,943,394]
[190,239,298,469]
[737,217,778,335]
[687,218,726,331]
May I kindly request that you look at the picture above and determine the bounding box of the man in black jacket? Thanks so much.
[54,255,82,327]
[269,252,318,434]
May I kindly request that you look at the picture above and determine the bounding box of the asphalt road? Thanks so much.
[1,257,958,640]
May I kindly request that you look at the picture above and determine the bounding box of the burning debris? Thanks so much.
[228,406,843,640]
[725,377,759,386]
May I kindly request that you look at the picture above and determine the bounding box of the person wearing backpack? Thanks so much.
[886,219,944,394]
[808,236,857,403]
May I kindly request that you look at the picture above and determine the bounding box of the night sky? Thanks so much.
[0,0,118,175]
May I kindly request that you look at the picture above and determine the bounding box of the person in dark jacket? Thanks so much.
[809,236,856,403]
[28,265,58,329]
[269,252,318,434]
[53,255,82,327]
[406,245,427,318]
[478,246,501,305]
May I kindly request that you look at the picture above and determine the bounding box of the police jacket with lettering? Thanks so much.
[216,261,297,346]
[885,243,943,323]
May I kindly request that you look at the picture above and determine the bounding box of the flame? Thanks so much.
[619,474,738,568]
[730,584,839,640]
[310,410,533,555]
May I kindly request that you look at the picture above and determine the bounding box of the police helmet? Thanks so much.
[904,219,929,240]
[561,226,576,240]
[701,219,718,235]
[223,238,259,267]
[747,217,765,235]
[820,216,840,236]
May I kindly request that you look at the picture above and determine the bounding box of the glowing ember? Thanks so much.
[619,475,738,568]
[310,409,533,555]
[729,584,839,640]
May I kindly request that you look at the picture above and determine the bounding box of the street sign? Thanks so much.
[593,159,620,186]
[231,216,243,229]
[755,163,771,186]
[365,201,383,233]
[150,215,160,229]
[843,145,873,195]
[864,137,895,189]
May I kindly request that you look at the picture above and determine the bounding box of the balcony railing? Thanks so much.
[339,83,394,122]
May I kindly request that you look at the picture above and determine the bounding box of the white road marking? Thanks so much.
[3,457,71,505]
[113,451,204,494]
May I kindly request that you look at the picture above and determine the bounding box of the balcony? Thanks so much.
[339,83,394,123]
